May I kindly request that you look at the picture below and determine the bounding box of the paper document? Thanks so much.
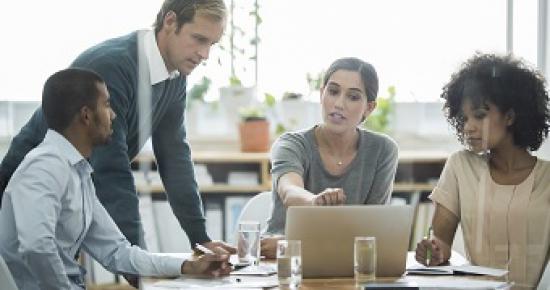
[230,264,277,276]
[363,276,510,289]
[407,265,508,277]
[406,267,453,275]
[153,275,278,289]
[452,265,508,277]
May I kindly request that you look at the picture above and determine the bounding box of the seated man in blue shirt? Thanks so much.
[0,68,231,290]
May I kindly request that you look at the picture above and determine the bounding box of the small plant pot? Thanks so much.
[239,119,270,152]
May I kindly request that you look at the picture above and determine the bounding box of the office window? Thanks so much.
[0,0,517,102]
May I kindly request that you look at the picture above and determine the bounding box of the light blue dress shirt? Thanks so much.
[0,130,184,290]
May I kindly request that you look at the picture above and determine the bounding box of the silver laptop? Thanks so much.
[285,205,414,278]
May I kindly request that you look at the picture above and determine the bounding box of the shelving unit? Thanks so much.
[133,151,271,195]
[133,150,448,245]
[133,151,271,243]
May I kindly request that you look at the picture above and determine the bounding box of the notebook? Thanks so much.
[285,205,414,278]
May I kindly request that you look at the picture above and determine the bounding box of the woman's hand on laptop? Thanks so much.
[313,188,346,206]
[415,237,450,266]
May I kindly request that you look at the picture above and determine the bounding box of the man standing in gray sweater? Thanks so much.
[0,0,235,273]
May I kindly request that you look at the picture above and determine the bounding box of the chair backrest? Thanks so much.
[237,191,273,232]
[538,261,550,290]
[0,255,19,290]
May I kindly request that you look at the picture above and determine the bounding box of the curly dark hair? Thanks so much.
[441,53,550,151]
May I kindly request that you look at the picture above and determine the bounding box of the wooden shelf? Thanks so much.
[135,150,447,163]
[133,151,270,163]
[133,151,272,195]
[136,183,270,194]
[139,182,433,195]
[393,182,435,192]
[201,184,270,193]
[398,150,448,163]
[133,151,446,195]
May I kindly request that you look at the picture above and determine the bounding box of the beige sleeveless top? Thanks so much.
[430,150,550,289]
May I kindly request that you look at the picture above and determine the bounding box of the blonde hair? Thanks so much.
[153,0,226,34]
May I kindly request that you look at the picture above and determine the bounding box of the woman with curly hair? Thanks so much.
[415,53,550,289]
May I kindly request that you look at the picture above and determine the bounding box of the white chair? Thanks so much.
[0,255,19,290]
[237,191,273,232]
[538,261,550,290]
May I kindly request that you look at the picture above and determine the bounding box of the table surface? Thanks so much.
[140,252,510,290]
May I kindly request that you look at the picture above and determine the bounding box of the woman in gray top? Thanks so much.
[261,57,399,258]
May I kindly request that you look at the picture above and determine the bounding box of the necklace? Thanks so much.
[316,127,354,167]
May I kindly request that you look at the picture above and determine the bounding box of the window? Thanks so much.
[2,1,539,103]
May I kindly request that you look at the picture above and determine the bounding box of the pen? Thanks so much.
[194,243,234,268]
[426,226,433,266]
[194,243,214,255]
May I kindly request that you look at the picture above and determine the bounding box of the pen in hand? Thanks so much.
[426,226,433,266]
[195,243,215,255]
[195,243,234,268]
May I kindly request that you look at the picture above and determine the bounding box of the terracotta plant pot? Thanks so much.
[239,119,270,152]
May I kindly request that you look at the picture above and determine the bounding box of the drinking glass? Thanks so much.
[354,236,376,282]
[237,221,261,265]
[277,240,302,288]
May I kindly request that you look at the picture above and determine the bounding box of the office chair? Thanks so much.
[237,191,273,232]
[0,255,18,290]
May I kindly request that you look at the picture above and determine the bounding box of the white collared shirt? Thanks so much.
[143,29,180,85]
[0,130,184,290]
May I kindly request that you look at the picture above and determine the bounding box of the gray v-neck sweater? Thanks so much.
[266,126,398,234]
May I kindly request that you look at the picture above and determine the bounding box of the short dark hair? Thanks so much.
[442,53,550,151]
[42,68,104,132]
[322,57,379,101]
[153,0,226,34]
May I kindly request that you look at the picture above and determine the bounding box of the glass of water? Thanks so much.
[277,240,302,288]
[354,236,376,283]
[237,221,261,265]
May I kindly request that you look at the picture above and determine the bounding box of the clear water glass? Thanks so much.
[277,240,302,288]
[237,221,261,265]
[354,236,376,283]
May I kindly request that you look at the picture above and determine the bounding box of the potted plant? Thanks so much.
[263,92,287,136]
[238,105,270,152]
[187,76,211,107]
[364,86,396,134]
[219,0,261,128]
[225,0,260,86]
